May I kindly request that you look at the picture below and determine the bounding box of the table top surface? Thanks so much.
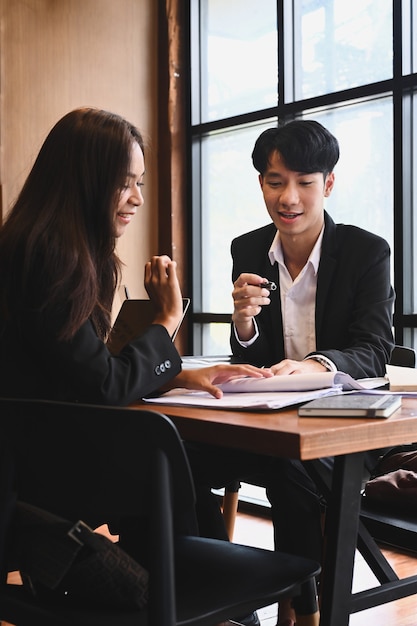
[131,397,417,460]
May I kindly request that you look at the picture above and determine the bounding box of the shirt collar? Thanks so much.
[268,224,325,275]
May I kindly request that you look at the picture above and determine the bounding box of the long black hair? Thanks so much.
[0,107,144,340]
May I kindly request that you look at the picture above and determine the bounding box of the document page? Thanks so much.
[217,371,364,393]
[386,364,417,392]
[143,368,388,411]
[144,386,342,411]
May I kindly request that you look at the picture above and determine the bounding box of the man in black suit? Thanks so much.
[231,120,393,378]
[192,120,394,626]
[225,119,394,625]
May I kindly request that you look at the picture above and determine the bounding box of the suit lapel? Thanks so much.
[316,212,338,339]
[260,246,285,358]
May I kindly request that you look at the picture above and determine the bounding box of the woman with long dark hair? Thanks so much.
[0,107,267,403]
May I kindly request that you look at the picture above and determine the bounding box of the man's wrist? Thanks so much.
[305,355,337,372]
[233,318,259,347]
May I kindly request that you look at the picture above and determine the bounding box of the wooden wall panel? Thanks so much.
[0,0,158,298]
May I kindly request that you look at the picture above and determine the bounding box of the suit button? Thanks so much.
[165,360,171,369]
[155,365,161,375]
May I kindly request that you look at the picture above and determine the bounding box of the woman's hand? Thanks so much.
[144,255,183,337]
[166,363,273,399]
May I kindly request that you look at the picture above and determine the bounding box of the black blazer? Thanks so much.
[230,211,395,378]
[0,313,182,406]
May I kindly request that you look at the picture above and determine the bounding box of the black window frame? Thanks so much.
[187,0,417,355]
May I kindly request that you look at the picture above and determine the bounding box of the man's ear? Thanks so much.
[324,172,335,197]
[258,173,264,190]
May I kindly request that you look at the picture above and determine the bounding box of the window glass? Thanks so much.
[194,323,231,357]
[198,0,278,123]
[292,0,392,100]
[412,95,417,312]
[200,121,276,314]
[404,91,417,314]
[403,0,417,75]
[305,98,393,248]
[404,329,417,351]
[414,1,417,73]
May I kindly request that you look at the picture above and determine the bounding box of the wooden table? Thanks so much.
[132,398,417,626]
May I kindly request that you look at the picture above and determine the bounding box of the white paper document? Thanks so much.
[386,364,417,393]
[217,371,364,393]
[143,371,384,411]
[144,387,342,411]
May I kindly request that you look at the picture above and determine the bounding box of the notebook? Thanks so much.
[107,297,190,355]
[298,393,402,418]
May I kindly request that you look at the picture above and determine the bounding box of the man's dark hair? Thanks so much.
[252,119,340,177]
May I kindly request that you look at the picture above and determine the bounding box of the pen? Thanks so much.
[259,280,277,292]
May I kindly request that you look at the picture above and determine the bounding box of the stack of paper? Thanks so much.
[218,371,363,393]
[144,371,383,411]
[386,364,417,392]
[144,387,342,410]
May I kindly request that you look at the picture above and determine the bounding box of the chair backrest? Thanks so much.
[0,398,198,624]
[0,437,16,579]
[0,397,196,529]
[389,345,416,368]
[1,397,322,626]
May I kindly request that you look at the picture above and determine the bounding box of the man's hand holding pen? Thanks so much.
[259,280,277,291]
[232,272,276,342]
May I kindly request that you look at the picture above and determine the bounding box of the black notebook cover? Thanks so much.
[298,393,402,418]
[107,298,190,355]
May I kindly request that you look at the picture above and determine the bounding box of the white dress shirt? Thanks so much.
[268,229,322,360]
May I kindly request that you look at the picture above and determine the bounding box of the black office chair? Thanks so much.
[0,398,321,626]
[389,344,416,368]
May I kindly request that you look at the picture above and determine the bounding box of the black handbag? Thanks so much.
[11,501,149,609]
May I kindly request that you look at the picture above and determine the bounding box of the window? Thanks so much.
[189,0,417,355]
[196,1,278,122]
[290,1,392,100]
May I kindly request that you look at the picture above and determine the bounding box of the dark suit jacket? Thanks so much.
[0,311,182,406]
[230,211,395,378]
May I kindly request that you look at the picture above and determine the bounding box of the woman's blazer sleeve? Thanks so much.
[12,315,182,406]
